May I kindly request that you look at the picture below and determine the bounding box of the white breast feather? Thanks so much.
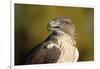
[56,33,79,62]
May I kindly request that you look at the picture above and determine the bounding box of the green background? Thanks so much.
[15,3,94,65]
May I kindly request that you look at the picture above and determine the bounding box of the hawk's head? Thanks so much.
[47,17,75,36]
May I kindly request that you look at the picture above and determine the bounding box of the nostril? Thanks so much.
[50,21,55,25]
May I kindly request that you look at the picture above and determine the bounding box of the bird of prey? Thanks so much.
[24,17,79,64]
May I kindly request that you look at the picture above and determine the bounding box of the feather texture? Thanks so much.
[25,17,79,64]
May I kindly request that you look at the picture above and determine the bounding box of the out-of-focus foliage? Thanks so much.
[15,3,94,65]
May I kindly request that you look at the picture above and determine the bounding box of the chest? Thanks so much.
[56,34,76,62]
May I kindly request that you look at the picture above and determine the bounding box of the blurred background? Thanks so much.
[15,3,94,65]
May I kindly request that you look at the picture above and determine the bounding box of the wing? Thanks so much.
[25,43,61,64]
[44,45,61,63]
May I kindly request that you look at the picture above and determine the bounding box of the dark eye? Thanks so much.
[59,21,68,25]
[58,20,64,24]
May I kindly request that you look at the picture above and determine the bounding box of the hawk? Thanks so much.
[25,17,79,64]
